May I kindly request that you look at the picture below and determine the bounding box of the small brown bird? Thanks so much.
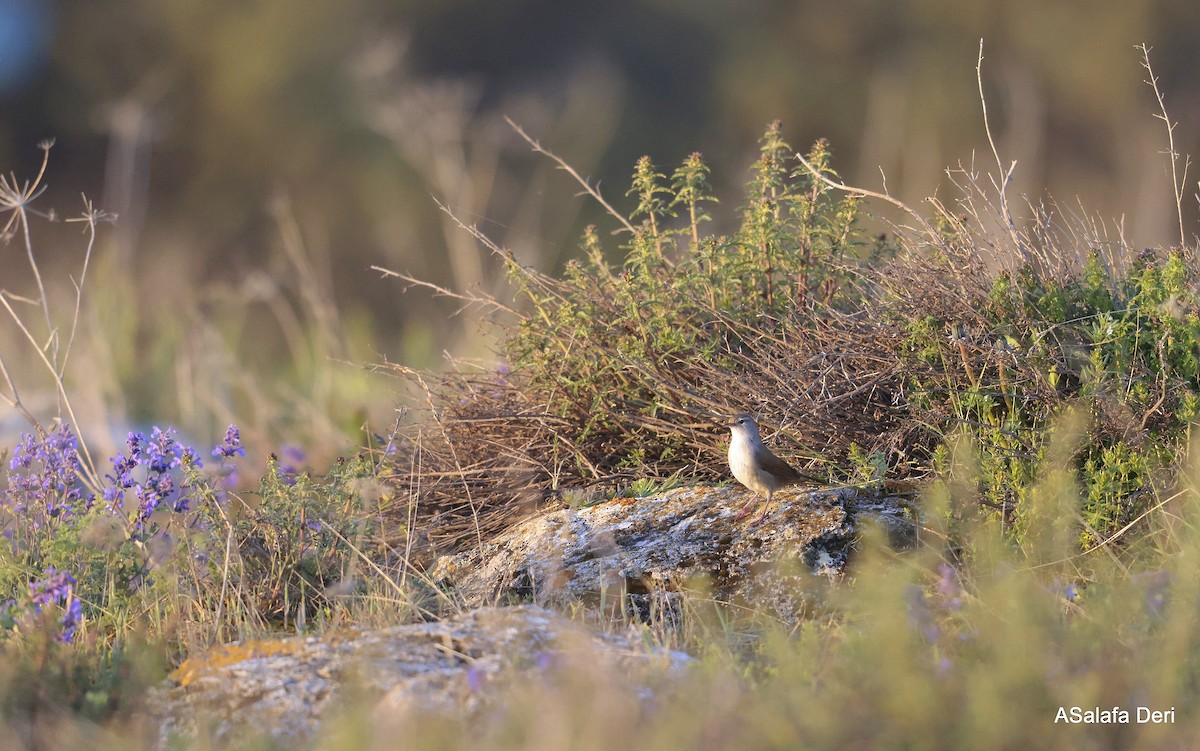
[727,413,805,523]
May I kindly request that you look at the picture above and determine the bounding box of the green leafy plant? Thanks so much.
[230,451,385,629]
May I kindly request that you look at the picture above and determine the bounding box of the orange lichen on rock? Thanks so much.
[171,638,306,687]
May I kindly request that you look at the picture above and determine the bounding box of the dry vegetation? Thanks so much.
[2,45,1200,751]
[377,97,1200,562]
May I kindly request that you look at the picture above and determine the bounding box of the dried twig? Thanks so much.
[505,117,636,235]
[1139,43,1189,248]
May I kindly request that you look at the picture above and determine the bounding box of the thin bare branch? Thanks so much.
[61,195,103,375]
[372,265,518,317]
[0,292,101,489]
[1139,43,1188,248]
[793,150,935,237]
[977,39,1024,258]
[505,116,636,234]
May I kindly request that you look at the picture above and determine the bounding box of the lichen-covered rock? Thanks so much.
[152,605,689,748]
[432,485,911,622]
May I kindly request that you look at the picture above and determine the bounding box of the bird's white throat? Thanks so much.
[728,429,770,494]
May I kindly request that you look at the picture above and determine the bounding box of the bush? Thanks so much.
[382,119,1200,563]
[382,124,913,559]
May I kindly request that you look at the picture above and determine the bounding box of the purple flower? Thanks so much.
[107,452,137,490]
[466,665,486,692]
[134,485,163,530]
[29,566,73,608]
[275,444,305,485]
[208,426,245,495]
[3,424,91,525]
[145,427,186,474]
[936,562,963,611]
[10,433,37,470]
[212,425,246,459]
[104,427,205,534]
[904,585,940,644]
[29,566,81,643]
[102,485,125,512]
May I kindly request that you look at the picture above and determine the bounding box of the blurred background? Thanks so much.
[2,0,1200,466]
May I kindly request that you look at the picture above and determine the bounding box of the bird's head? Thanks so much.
[727,413,761,439]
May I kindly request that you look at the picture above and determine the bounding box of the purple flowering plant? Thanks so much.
[102,426,204,535]
[900,561,977,677]
[0,417,388,640]
[26,566,81,643]
[3,424,92,551]
[0,423,245,643]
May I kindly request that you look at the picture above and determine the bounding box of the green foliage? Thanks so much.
[671,151,717,253]
[1079,440,1156,547]
[0,628,162,726]
[230,454,382,627]
[846,443,887,489]
[895,239,1200,550]
[503,123,864,477]
[625,472,688,498]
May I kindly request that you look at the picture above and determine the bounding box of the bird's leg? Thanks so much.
[747,491,774,526]
[733,493,759,520]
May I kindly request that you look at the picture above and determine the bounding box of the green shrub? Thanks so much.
[389,121,1200,559]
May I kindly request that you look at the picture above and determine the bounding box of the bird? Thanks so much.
[727,413,806,523]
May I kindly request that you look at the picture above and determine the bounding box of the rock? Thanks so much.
[432,485,912,623]
[152,605,690,748]
[150,486,914,746]
[854,492,920,550]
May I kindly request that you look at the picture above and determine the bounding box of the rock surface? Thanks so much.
[152,484,912,746]
[432,484,911,622]
[152,605,690,748]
